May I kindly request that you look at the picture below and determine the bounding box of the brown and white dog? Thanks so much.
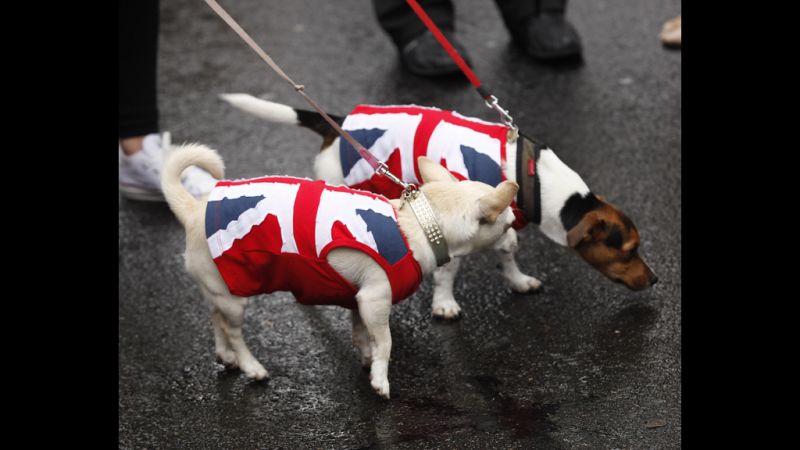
[161,143,518,397]
[221,94,657,319]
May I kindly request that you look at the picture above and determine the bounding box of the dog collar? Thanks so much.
[516,132,543,225]
[402,188,451,267]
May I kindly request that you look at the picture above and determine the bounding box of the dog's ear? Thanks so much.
[418,157,458,183]
[478,180,519,224]
[566,211,608,248]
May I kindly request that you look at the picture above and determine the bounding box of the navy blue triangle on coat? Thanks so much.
[355,208,408,265]
[205,195,266,238]
[339,128,387,177]
[460,145,502,187]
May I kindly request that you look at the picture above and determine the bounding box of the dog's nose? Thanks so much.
[650,275,659,286]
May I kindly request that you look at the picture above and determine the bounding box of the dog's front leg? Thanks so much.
[356,285,393,399]
[432,257,462,319]
[496,248,542,294]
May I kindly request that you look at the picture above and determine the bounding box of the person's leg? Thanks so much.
[372,0,470,76]
[118,0,216,201]
[119,0,159,149]
[118,0,169,201]
[493,0,537,35]
[494,0,582,60]
[374,0,454,49]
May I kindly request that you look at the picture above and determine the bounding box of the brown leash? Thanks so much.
[204,0,403,186]
[203,0,450,266]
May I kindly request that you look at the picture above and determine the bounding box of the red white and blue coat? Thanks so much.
[205,176,422,309]
[339,104,527,228]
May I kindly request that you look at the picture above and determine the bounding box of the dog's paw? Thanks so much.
[509,274,543,294]
[432,298,462,320]
[241,361,270,381]
[215,350,238,369]
[369,361,390,399]
[370,375,391,399]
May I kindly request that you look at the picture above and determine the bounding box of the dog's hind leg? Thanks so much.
[181,204,267,380]
[204,293,237,368]
[431,257,462,319]
[351,309,372,368]
[204,291,269,381]
[496,249,542,293]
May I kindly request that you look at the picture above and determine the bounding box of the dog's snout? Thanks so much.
[649,275,659,286]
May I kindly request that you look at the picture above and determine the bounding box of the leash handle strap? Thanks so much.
[204,0,385,173]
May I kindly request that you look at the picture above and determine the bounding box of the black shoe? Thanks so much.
[514,12,582,60]
[400,30,472,76]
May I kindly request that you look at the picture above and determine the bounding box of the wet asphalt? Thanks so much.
[118,0,681,447]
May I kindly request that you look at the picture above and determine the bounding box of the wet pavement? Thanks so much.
[119,0,681,447]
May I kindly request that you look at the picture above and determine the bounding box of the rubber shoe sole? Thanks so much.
[119,183,165,202]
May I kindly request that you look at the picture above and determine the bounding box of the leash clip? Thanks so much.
[376,163,412,191]
[485,95,519,142]
[484,95,513,125]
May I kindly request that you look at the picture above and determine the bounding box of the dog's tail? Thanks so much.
[220,93,342,149]
[161,143,225,227]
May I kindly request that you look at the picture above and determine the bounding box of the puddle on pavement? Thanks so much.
[362,374,558,447]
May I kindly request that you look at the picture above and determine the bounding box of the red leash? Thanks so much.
[405,0,483,92]
[405,0,517,135]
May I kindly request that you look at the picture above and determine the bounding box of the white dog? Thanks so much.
[161,143,518,398]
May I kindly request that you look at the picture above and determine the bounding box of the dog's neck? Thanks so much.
[389,199,439,275]
[505,141,591,246]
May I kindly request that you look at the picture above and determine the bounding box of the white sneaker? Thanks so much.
[119,132,217,201]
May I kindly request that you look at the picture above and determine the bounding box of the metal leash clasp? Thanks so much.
[376,162,413,192]
[378,163,422,208]
[485,95,519,142]
[400,183,420,203]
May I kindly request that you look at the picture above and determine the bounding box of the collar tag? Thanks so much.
[507,126,519,143]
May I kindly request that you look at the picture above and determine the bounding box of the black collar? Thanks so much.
[515,132,543,225]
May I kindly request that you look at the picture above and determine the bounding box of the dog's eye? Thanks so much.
[623,246,639,261]
[479,218,489,225]
[604,227,623,249]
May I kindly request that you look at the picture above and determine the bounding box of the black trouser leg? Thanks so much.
[494,0,567,39]
[372,0,455,49]
[118,0,159,139]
